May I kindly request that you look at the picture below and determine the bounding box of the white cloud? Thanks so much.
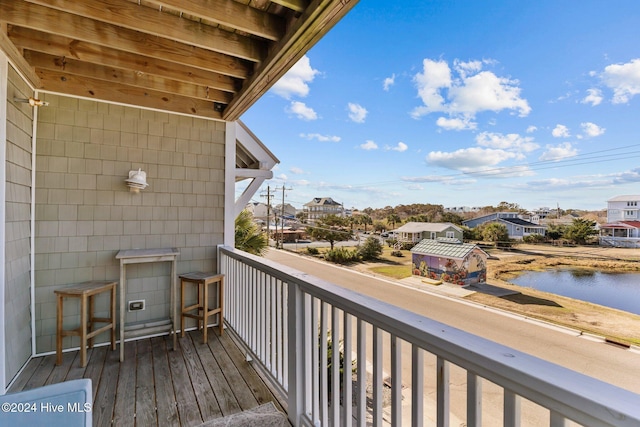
[383,74,396,91]
[582,88,603,106]
[539,142,577,161]
[448,71,531,117]
[271,55,319,99]
[412,59,452,114]
[580,122,605,138]
[426,147,517,172]
[476,132,539,153]
[299,133,341,142]
[601,58,640,104]
[385,142,408,152]
[411,58,530,123]
[613,167,640,184]
[435,117,477,131]
[551,124,570,138]
[526,125,538,133]
[287,101,317,121]
[290,167,304,174]
[347,103,368,123]
[360,140,378,150]
[453,59,483,78]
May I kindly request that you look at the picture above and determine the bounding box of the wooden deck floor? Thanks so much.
[8,330,285,426]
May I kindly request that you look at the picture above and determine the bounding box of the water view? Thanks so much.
[510,268,640,316]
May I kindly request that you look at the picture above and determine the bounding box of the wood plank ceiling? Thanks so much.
[0,0,358,120]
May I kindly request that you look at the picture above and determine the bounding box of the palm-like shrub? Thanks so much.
[235,209,268,256]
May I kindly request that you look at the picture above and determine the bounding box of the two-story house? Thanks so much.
[600,195,640,247]
[302,197,343,223]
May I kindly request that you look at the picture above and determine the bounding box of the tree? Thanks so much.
[373,220,386,233]
[545,223,567,241]
[386,213,401,229]
[564,218,598,244]
[461,225,480,241]
[481,222,511,248]
[306,215,353,250]
[235,209,268,256]
[440,211,464,225]
[358,236,383,261]
[359,214,373,232]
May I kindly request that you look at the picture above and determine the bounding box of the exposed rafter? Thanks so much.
[0,0,358,119]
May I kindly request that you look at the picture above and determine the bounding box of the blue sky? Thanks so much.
[240,1,640,212]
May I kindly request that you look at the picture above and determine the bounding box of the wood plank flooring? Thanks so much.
[8,330,285,426]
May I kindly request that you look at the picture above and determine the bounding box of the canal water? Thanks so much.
[510,268,640,316]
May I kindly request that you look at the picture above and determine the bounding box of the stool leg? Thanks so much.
[203,280,209,343]
[111,284,116,350]
[219,277,224,336]
[180,279,186,338]
[56,295,63,365]
[198,281,203,332]
[80,294,88,368]
[88,294,95,349]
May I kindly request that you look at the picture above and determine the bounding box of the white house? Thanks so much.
[606,195,640,222]
[393,222,463,243]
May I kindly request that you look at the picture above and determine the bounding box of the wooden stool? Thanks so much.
[55,280,117,368]
[180,272,224,343]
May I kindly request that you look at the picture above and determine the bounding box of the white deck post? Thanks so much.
[287,281,304,426]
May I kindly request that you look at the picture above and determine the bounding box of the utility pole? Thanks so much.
[276,185,292,248]
[261,186,274,246]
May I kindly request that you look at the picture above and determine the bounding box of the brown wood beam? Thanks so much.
[9,27,240,93]
[2,1,266,62]
[36,69,223,119]
[0,24,41,87]
[143,0,284,41]
[25,50,233,104]
[270,0,309,13]
[223,0,358,121]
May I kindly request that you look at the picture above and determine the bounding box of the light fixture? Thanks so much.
[14,97,49,107]
[125,169,149,193]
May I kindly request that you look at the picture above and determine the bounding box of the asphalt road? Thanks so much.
[264,248,640,425]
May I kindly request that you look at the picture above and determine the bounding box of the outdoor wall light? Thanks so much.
[14,97,49,107]
[125,169,149,193]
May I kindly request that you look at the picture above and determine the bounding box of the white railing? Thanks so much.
[218,246,640,427]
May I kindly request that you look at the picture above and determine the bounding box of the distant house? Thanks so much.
[497,218,546,239]
[303,197,343,223]
[605,195,640,222]
[463,212,545,239]
[462,212,520,228]
[599,196,640,247]
[273,203,297,220]
[411,239,488,286]
[599,221,640,247]
[245,202,270,223]
[393,222,463,243]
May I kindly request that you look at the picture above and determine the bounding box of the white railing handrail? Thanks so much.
[219,245,640,427]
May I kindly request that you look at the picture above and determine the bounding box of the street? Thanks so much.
[263,248,640,425]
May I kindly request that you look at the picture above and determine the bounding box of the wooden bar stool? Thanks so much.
[179,272,224,343]
[55,280,117,368]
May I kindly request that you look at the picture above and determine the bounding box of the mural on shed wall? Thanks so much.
[412,250,486,286]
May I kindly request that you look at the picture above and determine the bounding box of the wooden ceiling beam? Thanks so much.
[223,0,358,120]
[36,69,223,119]
[2,1,266,62]
[9,27,240,92]
[25,50,233,104]
[142,0,284,41]
[0,25,41,87]
[270,0,309,13]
